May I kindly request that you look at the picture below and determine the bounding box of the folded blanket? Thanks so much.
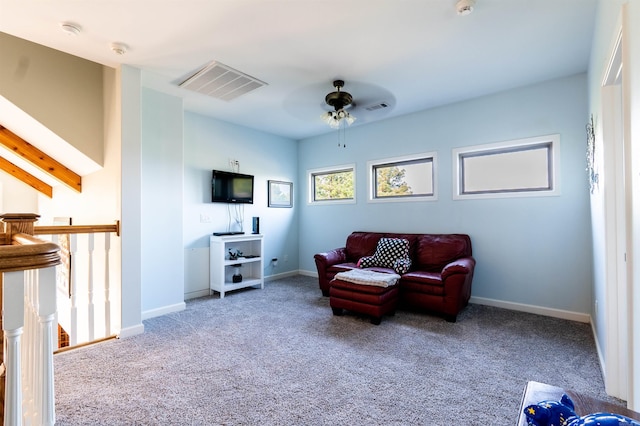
[335,269,401,288]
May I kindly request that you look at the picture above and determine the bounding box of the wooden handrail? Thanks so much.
[34,220,120,237]
[0,233,61,273]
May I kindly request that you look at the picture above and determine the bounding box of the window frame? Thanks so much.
[367,152,438,203]
[452,134,560,200]
[307,163,356,205]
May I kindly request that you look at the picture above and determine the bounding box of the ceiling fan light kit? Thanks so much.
[321,80,356,129]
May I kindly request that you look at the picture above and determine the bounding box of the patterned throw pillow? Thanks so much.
[358,255,377,269]
[393,257,412,274]
[358,238,411,274]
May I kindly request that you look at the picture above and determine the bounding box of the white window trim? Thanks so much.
[367,151,438,203]
[452,134,561,200]
[307,163,356,205]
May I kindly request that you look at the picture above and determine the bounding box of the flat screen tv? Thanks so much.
[211,170,254,204]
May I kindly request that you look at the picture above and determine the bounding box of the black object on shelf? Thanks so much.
[231,264,243,283]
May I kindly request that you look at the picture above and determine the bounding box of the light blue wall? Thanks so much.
[140,88,185,315]
[182,111,299,295]
[298,74,592,314]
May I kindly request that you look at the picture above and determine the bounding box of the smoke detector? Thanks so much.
[110,42,128,55]
[60,22,81,36]
[456,0,476,16]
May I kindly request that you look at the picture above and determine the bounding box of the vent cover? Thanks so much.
[364,102,389,111]
[179,61,267,101]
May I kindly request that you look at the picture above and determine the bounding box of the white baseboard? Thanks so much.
[591,320,606,385]
[185,289,210,300]
[141,302,186,321]
[298,269,317,278]
[117,323,145,339]
[265,270,299,282]
[470,296,591,323]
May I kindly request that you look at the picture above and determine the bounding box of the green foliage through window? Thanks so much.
[373,158,433,199]
[313,169,354,201]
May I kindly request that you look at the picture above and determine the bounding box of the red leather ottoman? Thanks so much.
[329,270,400,325]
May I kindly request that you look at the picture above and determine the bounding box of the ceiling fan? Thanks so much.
[321,80,356,129]
[281,79,395,131]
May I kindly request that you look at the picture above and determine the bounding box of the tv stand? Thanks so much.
[209,234,263,298]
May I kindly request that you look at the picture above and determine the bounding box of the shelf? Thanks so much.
[221,278,262,290]
[224,256,261,266]
[210,234,264,299]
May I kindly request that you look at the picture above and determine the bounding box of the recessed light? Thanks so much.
[110,42,128,55]
[60,22,81,36]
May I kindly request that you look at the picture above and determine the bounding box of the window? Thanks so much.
[368,152,437,202]
[453,134,560,200]
[308,164,355,204]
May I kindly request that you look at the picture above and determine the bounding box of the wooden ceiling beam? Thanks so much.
[0,156,52,198]
[0,125,82,193]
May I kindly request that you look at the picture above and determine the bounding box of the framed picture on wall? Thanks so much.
[268,180,293,208]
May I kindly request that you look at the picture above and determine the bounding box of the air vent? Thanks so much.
[179,61,267,102]
[364,102,389,112]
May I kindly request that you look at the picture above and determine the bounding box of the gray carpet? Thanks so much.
[54,275,622,425]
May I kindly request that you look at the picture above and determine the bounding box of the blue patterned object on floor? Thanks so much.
[524,394,640,425]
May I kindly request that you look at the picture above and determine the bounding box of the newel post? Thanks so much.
[0,213,40,240]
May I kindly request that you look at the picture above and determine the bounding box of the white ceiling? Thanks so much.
[0,0,597,141]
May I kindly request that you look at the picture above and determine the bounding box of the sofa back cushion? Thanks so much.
[415,234,472,271]
[345,232,384,261]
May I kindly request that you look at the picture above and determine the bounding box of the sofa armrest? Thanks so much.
[440,257,476,320]
[441,257,475,281]
[314,247,347,271]
[314,248,348,296]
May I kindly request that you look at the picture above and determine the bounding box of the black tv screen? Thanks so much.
[212,170,254,204]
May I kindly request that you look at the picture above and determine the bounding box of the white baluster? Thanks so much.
[69,234,79,346]
[36,266,56,426]
[23,269,36,423]
[104,232,111,337]
[3,270,24,426]
[87,233,95,342]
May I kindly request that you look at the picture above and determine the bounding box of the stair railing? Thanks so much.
[33,220,120,347]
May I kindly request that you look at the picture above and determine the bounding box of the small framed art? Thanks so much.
[268,180,293,208]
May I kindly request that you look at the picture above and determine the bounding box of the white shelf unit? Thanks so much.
[210,234,264,298]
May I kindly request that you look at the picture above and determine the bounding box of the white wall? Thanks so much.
[119,65,144,337]
[298,73,592,316]
[0,173,38,213]
[587,0,627,389]
[587,0,640,404]
[182,111,298,298]
[140,87,185,318]
[0,32,104,164]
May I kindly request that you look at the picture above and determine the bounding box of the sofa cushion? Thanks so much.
[401,273,445,296]
[401,271,443,286]
[327,263,358,275]
[415,234,472,271]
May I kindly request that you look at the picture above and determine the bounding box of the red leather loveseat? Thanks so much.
[314,231,476,322]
